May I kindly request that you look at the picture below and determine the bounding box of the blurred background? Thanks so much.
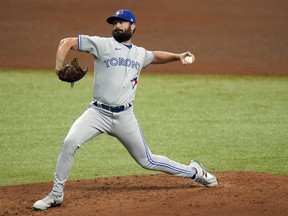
[0,0,287,75]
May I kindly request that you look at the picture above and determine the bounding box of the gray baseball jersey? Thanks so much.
[51,35,195,196]
[79,35,154,105]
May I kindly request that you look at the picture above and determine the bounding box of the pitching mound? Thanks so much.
[1,171,287,216]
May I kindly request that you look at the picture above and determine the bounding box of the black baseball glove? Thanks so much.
[57,58,88,87]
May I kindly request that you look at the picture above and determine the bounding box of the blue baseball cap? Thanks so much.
[107,9,136,24]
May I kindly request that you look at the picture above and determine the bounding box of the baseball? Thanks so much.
[184,56,193,64]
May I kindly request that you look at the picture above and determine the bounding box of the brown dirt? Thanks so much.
[0,0,287,215]
[0,172,288,216]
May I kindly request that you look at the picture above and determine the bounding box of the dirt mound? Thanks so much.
[1,172,287,216]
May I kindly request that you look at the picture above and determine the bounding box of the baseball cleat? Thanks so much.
[33,192,64,210]
[190,160,218,187]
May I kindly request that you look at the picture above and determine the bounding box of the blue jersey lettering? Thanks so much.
[104,57,140,71]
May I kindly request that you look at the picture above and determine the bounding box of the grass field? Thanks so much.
[0,70,287,186]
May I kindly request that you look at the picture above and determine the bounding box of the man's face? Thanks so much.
[112,20,135,43]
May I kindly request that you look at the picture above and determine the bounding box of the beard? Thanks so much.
[112,25,133,43]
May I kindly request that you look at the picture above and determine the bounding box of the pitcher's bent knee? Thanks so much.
[136,155,155,170]
[61,138,80,156]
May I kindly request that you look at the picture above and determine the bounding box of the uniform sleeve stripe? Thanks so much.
[78,35,82,51]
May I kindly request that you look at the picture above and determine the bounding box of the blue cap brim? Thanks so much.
[107,16,127,24]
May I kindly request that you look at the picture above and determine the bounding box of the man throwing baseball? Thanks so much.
[33,9,218,211]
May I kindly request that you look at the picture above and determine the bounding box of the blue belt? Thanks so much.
[93,101,132,113]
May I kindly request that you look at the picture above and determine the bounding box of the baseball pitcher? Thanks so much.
[33,9,218,211]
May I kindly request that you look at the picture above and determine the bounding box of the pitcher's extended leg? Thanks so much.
[52,108,103,195]
[112,109,195,178]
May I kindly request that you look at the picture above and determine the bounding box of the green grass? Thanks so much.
[0,70,287,186]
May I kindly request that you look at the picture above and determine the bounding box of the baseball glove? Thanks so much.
[57,58,88,87]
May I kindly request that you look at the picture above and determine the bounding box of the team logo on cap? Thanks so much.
[115,10,124,16]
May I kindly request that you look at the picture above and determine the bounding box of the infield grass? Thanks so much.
[0,70,287,186]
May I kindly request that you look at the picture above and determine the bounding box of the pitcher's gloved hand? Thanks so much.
[57,58,88,87]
